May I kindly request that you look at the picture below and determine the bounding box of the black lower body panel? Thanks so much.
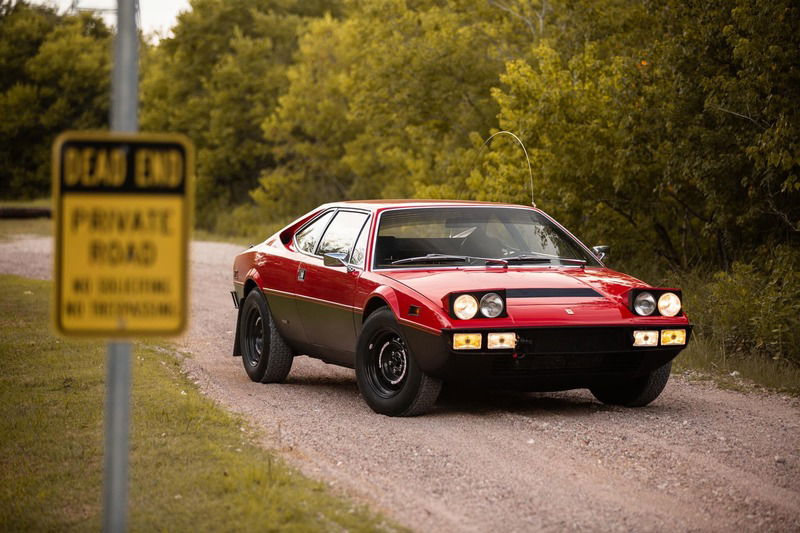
[401,325,691,392]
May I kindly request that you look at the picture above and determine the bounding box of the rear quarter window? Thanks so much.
[295,210,334,254]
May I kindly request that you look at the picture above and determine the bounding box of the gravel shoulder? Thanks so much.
[2,235,799,532]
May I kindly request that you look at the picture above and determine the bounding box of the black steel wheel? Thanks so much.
[239,289,294,383]
[365,331,409,396]
[356,308,441,416]
[242,305,264,368]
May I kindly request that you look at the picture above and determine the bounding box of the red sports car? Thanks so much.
[231,200,691,416]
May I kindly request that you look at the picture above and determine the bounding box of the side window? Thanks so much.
[318,211,369,257]
[348,220,370,267]
[295,210,334,254]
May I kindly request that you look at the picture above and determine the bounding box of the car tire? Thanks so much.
[590,361,672,407]
[356,308,441,416]
[239,289,294,384]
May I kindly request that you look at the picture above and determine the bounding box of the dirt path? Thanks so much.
[3,235,799,532]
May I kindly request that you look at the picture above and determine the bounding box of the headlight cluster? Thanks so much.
[451,291,506,320]
[632,290,682,317]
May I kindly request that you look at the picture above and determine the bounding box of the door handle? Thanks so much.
[297,268,306,282]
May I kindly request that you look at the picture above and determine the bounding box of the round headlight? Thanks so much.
[658,292,681,317]
[634,292,656,316]
[453,294,478,319]
[480,293,504,318]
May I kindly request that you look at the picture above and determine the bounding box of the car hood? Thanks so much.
[381,267,650,326]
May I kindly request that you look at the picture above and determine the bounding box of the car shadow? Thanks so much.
[433,383,680,419]
[277,358,684,419]
[434,385,590,416]
[284,374,358,389]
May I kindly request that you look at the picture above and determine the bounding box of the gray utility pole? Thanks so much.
[111,0,138,132]
[104,0,138,531]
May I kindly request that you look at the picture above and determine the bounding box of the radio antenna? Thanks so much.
[475,130,536,208]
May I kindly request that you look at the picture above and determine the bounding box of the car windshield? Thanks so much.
[373,207,601,268]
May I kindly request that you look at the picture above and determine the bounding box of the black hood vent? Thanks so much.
[507,288,601,298]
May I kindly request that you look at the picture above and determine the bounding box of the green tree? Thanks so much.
[140,0,340,230]
[251,13,362,222]
[477,0,798,269]
[253,0,534,223]
[0,2,111,199]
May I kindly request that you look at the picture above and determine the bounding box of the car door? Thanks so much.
[274,209,335,348]
[295,209,369,364]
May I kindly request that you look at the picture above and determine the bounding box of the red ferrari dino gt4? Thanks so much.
[231,200,691,416]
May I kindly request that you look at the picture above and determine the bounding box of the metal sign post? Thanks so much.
[52,2,193,531]
[57,122,195,529]
[104,341,131,533]
[106,1,136,531]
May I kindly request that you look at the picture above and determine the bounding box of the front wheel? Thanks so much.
[590,361,672,407]
[356,308,441,416]
[239,290,294,383]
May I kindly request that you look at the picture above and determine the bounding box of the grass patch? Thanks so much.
[0,198,52,240]
[0,218,52,240]
[674,335,800,395]
[0,198,51,209]
[0,275,398,532]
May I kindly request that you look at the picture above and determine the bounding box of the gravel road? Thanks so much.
[3,235,799,532]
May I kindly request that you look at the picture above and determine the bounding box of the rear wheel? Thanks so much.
[240,290,293,383]
[356,308,441,416]
[590,361,672,407]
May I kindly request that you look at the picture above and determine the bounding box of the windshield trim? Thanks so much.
[370,205,603,271]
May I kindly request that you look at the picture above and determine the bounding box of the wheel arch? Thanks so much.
[243,278,259,299]
[362,295,392,323]
[233,277,262,357]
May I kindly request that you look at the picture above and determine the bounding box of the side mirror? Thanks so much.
[323,252,348,267]
[592,245,610,262]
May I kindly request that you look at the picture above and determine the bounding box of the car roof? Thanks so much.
[324,199,536,213]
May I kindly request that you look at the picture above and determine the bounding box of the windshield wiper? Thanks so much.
[504,253,586,265]
[390,254,508,266]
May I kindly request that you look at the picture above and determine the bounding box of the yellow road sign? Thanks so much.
[53,131,194,337]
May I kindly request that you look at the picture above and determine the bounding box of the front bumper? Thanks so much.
[401,324,693,391]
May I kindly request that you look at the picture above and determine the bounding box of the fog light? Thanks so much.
[661,329,686,346]
[633,330,659,347]
[453,333,482,350]
[487,332,516,349]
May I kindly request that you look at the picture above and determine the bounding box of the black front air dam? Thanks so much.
[401,324,692,392]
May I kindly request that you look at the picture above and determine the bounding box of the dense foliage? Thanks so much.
[0,1,111,198]
[2,1,798,374]
[140,0,341,230]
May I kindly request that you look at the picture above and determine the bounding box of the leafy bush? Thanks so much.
[680,246,800,367]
